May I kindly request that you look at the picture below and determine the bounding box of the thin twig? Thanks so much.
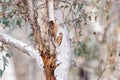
[97,52,109,80]
[59,16,81,26]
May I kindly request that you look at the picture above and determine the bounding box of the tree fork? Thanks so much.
[27,0,57,80]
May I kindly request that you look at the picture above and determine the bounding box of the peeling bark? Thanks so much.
[27,0,57,80]
[0,0,71,80]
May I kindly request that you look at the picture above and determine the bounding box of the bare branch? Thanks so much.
[0,33,44,70]
[97,49,110,80]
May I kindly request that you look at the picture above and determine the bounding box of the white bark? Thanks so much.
[47,1,71,79]
[0,33,44,70]
[48,0,71,80]
[55,9,71,80]
[48,0,54,21]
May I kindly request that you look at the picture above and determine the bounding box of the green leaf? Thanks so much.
[6,52,13,58]
[79,3,83,10]
[17,18,22,28]
[0,56,9,77]
[76,3,84,13]
[73,1,77,9]
[0,69,3,77]
[2,17,9,26]
[75,42,89,57]
[77,41,83,48]
[3,56,8,65]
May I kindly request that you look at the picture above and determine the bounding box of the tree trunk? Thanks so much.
[0,0,71,80]
[54,9,71,80]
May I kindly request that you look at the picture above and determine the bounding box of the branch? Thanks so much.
[0,33,44,70]
[97,50,109,80]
